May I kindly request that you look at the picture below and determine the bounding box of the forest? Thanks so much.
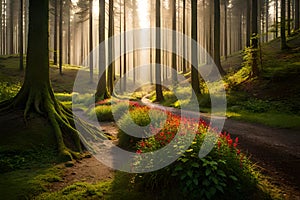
[0,0,300,199]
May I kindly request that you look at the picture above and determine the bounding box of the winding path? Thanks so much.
[141,96,300,199]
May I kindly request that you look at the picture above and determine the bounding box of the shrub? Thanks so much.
[133,112,268,199]
[117,105,168,150]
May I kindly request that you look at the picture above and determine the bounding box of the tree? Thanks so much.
[281,0,288,49]
[89,0,93,82]
[9,0,14,54]
[251,0,259,77]
[19,0,24,70]
[171,0,178,84]
[0,0,101,160]
[96,0,110,99]
[54,0,58,65]
[0,0,3,54]
[287,0,291,35]
[295,0,299,30]
[59,0,63,74]
[214,0,225,75]
[182,0,187,73]
[108,0,114,94]
[155,0,164,102]
[191,0,201,97]
[246,0,251,47]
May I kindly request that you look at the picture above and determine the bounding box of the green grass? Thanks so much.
[36,172,154,200]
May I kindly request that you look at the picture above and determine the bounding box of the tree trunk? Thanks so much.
[295,0,300,30]
[172,0,178,84]
[67,2,71,64]
[96,0,110,99]
[246,0,251,47]
[108,0,114,95]
[288,0,291,35]
[54,0,58,65]
[281,0,288,49]
[266,0,269,42]
[214,0,225,75]
[0,0,2,54]
[89,0,93,82]
[182,0,187,73]
[224,0,228,60]
[9,0,14,54]
[19,0,24,70]
[0,0,101,160]
[191,0,201,97]
[123,0,127,90]
[275,0,279,37]
[251,0,259,77]
[59,0,63,74]
[155,0,164,102]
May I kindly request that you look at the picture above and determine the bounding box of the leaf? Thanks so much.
[180,158,189,163]
[186,149,193,153]
[212,177,219,185]
[229,175,238,181]
[216,185,224,193]
[187,170,193,178]
[205,168,211,176]
[174,165,183,171]
[209,187,217,196]
[191,162,200,168]
[202,179,210,186]
[193,178,199,185]
[217,170,226,177]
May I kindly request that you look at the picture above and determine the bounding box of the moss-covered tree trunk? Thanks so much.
[0,0,101,161]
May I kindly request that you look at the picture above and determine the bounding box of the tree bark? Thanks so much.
[108,0,114,95]
[295,0,300,30]
[281,0,288,49]
[54,0,58,65]
[251,0,259,77]
[96,0,110,99]
[214,0,225,75]
[172,0,178,84]
[19,0,24,70]
[155,0,164,101]
[89,0,93,82]
[182,0,187,73]
[59,0,63,74]
[191,0,201,97]
[246,0,251,47]
[9,0,14,54]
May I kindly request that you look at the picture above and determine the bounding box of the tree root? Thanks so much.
[0,86,108,161]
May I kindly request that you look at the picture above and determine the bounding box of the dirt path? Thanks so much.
[141,97,300,199]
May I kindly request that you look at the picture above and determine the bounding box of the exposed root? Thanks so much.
[0,86,108,162]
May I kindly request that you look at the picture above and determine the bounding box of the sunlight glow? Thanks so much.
[137,0,150,28]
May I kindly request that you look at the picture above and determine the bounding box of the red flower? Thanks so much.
[235,137,239,144]
[228,139,233,146]
[136,149,142,154]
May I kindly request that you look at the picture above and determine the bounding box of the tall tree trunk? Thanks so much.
[108,0,114,95]
[182,0,187,73]
[266,0,269,42]
[224,0,228,60]
[251,0,259,77]
[89,0,93,82]
[54,0,58,65]
[59,0,63,74]
[67,2,71,64]
[19,0,24,70]
[191,0,201,97]
[214,0,225,75]
[96,0,109,99]
[288,0,291,35]
[172,0,178,84]
[275,0,279,37]
[155,0,164,101]
[0,0,93,160]
[281,0,288,49]
[123,0,127,90]
[9,0,14,54]
[0,0,2,55]
[295,0,300,30]
[246,0,251,47]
